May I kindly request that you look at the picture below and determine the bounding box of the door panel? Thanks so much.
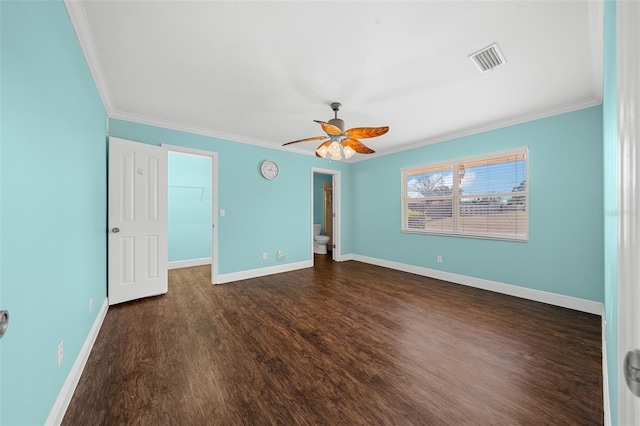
[109,138,168,305]
[618,2,640,422]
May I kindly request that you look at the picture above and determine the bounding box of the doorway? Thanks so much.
[311,168,341,263]
[164,145,218,284]
[323,180,333,250]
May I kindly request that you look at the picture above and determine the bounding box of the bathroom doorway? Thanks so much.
[323,181,333,251]
[311,168,341,263]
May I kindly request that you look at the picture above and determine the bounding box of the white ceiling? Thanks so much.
[67,1,603,161]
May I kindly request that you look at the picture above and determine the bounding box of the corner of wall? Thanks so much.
[46,298,108,426]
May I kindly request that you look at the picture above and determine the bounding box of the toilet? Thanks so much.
[313,224,330,254]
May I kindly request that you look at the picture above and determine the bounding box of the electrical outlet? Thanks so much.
[89,297,93,314]
[437,255,443,263]
[58,341,64,366]
[262,252,268,260]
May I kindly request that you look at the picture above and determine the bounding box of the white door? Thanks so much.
[618,1,640,423]
[108,137,168,305]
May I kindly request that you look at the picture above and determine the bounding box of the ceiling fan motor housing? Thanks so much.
[329,102,345,132]
[328,118,345,133]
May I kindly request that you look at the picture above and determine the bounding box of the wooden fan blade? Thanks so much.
[345,126,389,139]
[342,138,375,154]
[282,136,328,146]
[315,141,331,158]
[314,120,342,135]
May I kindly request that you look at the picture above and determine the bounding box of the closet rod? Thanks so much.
[168,185,208,201]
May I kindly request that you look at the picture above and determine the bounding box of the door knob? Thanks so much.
[625,349,640,398]
[112,227,120,233]
[0,310,9,339]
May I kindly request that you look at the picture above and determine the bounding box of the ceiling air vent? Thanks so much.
[469,43,506,73]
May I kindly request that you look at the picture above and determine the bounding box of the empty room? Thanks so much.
[1,0,639,425]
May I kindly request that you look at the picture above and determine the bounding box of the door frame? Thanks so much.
[163,144,219,284]
[311,168,341,262]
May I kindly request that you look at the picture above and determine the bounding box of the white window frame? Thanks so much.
[401,147,529,242]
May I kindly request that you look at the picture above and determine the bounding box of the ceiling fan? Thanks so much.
[282,102,389,160]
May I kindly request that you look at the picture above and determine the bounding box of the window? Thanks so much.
[401,148,528,241]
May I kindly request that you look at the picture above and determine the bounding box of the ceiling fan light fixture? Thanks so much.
[328,141,341,156]
[316,145,329,157]
[343,145,356,159]
[331,152,342,160]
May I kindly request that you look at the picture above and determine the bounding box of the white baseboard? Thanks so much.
[217,260,312,284]
[168,257,212,270]
[350,254,603,315]
[339,253,356,261]
[46,297,109,426]
[602,314,611,426]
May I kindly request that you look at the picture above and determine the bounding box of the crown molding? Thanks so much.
[64,0,114,115]
[110,109,316,157]
[111,97,601,163]
[349,97,603,163]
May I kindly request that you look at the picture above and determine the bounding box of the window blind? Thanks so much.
[401,148,528,241]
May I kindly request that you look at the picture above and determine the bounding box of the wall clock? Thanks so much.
[260,160,279,180]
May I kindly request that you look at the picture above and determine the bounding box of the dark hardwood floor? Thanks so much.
[63,255,603,425]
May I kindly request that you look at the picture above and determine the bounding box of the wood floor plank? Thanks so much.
[63,255,603,425]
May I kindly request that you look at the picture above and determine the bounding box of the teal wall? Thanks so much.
[0,2,4,420]
[168,152,212,262]
[109,119,351,274]
[0,1,611,423]
[351,106,604,302]
[603,0,618,423]
[0,1,107,424]
[313,173,332,233]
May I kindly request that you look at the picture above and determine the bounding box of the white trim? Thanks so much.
[114,110,312,156]
[339,253,356,262]
[63,1,114,115]
[168,257,212,270]
[603,313,611,426]
[163,144,219,285]
[46,298,109,426]
[351,254,603,315]
[348,98,601,162]
[163,144,217,159]
[107,97,597,166]
[217,261,312,284]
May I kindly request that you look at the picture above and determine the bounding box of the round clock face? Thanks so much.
[260,160,279,180]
